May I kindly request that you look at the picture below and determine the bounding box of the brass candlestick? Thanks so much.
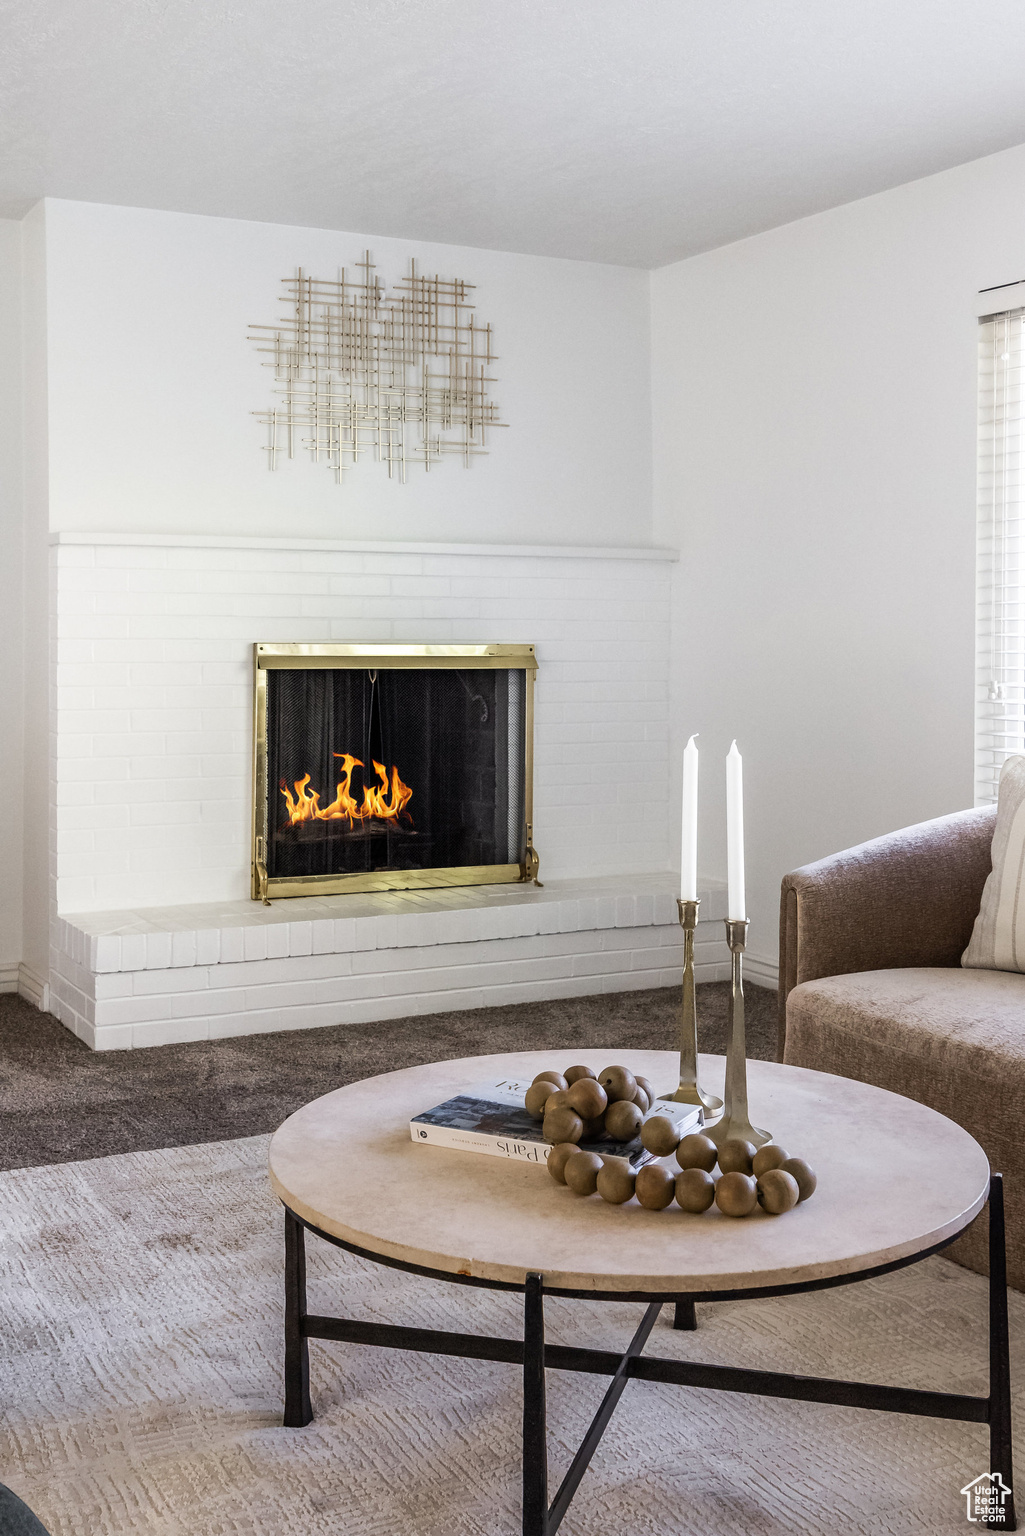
[708,918,771,1149]
[660,898,723,1117]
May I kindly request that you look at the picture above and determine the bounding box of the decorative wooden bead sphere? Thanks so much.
[640,1115,680,1158]
[566,1078,608,1119]
[780,1157,817,1202]
[605,1100,643,1142]
[564,1150,603,1195]
[752,1143,790,1178]
[635,1163,676,1210]
[525,1081,557,1120]
[598,1065,637,1104]
[596,1163,636,1204]
[564,1065,597,1085]
[675,1133,718,1172]
[543,1107,584,1144]
[718,1138,757,1176]
[533,1071,568,1092]
[675,1167,716,1213]
[543,1089,573,1115]
[635,1075,656,1107]
[546,1142,580,1184]
[715,1171,758,1217]
[756,1168,800,1214]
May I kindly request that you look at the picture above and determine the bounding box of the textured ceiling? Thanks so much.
[5,0,1025,267]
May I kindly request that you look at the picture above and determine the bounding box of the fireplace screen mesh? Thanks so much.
[254,648,534,897]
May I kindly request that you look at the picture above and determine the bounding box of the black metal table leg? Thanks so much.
[673,1298,697,1331]
[281,1196,1013,1530]
[284,1207,313,1428]
[547,1301,663,1534]
[988,1175,1016,1530]
[523,1272,548,1536]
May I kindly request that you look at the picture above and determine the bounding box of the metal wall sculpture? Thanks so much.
[249,253,505,484]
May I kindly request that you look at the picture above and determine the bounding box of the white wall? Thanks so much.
[21,203,51,990]
[652,138,1025,960]
[0,220,24,983]
[42,200,653,547]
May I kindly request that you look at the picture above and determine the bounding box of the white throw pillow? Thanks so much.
[963,754,1025,972]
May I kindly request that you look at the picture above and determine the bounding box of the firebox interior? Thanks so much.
[252,644,537,899]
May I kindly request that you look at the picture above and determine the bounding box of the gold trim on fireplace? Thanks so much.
[252,643,538,901]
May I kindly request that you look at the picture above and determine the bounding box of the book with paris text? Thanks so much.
[409,1076,702,1169]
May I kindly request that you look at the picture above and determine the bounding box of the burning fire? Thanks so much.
[280,753,413,829]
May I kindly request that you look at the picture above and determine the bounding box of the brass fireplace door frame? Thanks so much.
[252,643,539,901]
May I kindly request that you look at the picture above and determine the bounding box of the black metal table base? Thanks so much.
[282,1175,1016,1533]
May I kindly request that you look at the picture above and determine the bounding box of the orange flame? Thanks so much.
[280,752,413,829]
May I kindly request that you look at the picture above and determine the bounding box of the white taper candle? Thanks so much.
[726,740,746,921]
[681,735,698,900]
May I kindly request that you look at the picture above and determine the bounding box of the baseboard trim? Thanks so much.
[18,963,50,1012]
[694,959,732,984]
[743,953,779,991]
[0,961,18,993]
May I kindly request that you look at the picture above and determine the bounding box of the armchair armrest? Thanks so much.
[777,805,996,1059]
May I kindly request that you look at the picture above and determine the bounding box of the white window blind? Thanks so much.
[977,305,1025,804]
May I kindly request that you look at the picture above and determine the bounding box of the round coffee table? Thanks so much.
[269,1051,1014,1534]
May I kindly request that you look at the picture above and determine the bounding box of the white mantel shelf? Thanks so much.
[51,531,680,561]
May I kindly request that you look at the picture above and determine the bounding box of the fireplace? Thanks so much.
[252,643,538,900]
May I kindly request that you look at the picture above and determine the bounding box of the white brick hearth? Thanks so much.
[52,874,729,1050]
[45,533,724,1049]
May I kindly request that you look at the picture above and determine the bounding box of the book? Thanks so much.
[410,1076,703,1169]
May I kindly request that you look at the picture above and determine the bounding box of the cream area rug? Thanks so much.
[2,1137,1023,1536]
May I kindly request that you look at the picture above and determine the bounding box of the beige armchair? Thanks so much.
[778,804,1025,1287]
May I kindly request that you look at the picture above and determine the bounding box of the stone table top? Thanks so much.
[267,1051,990,1295]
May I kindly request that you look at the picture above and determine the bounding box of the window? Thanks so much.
[977,289,1025,803]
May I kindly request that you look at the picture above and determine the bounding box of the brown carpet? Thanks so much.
[0,982,776,1172]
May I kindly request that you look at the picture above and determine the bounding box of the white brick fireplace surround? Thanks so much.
[46,533,731,1049]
